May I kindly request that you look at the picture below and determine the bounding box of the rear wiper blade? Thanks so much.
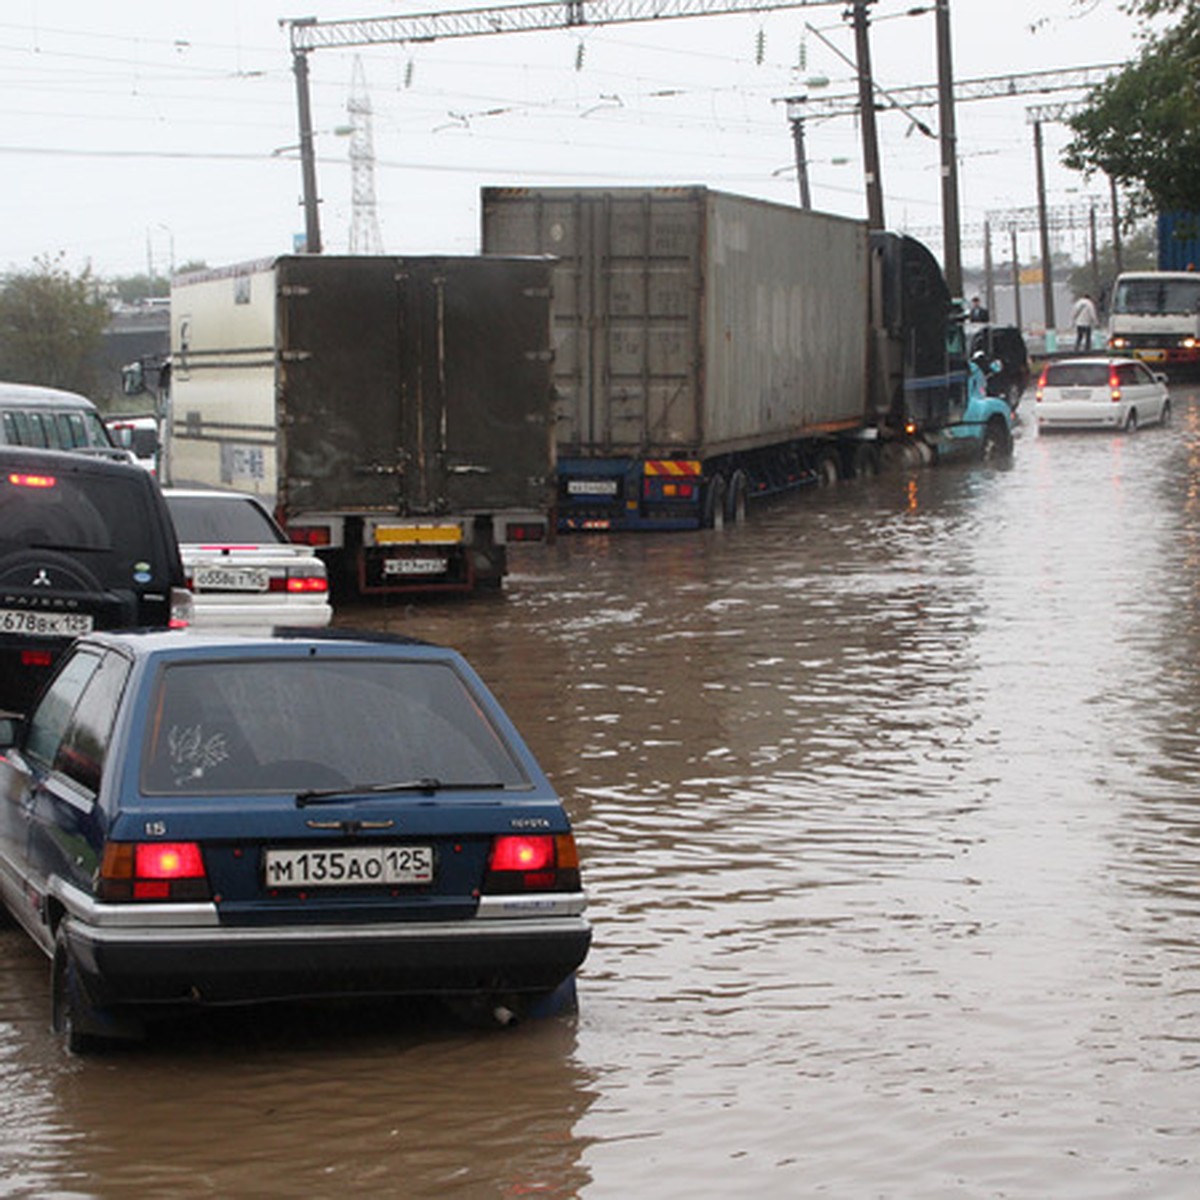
[296,778,504,806]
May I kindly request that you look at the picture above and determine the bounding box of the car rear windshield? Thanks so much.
[166,495,284,545]
[1044,364,1111,387]
[142,657,530,794]
[0,468,171,586]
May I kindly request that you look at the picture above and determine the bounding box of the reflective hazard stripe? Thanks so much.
[643,460,702,478]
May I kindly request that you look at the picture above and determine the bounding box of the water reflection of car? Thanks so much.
[164,489,332,632]
[0,447,191,715]
[1035,356,1171,433]
[0,628,592,1051]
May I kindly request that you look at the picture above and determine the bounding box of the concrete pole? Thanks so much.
[935,0,963,297]
[1033,119,1056,348]
[851,2,885,230]
[293,48,323,255]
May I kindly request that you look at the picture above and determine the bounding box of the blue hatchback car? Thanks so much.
[0,629,591,1050]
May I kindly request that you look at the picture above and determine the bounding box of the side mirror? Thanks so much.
[0,714,23,753]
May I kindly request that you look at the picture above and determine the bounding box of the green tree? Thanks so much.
[1063,5,1200,215]
[0,255,110,395]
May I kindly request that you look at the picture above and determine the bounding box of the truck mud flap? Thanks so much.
[356,546,474,595]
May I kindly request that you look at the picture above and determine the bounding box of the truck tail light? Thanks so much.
[483,834,581,894]
[507,522,546,543]
[99,841,211,902]
[20,650,54,668]
[7,472,56,488]
[288,525,332,548]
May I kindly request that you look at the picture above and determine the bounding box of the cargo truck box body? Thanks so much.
[1107,269,1200,373]
[169,255,554,593]
[482,186,874,529]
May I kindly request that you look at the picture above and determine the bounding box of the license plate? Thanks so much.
[1062,389,1093,400]
[382,557,447,577]
[567,479,619,496]
[193,566,270,592]
[1135,349,1166,362]
[264,845,434,888]
[0,608,93,636]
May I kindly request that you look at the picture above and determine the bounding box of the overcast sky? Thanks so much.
[0,0,1152,279]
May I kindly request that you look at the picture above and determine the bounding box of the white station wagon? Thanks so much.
[1035,356,1171,433]
[164,489,332,633]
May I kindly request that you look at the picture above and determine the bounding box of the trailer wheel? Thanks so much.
[725,471,748,525]
[704,476,728,530]
[815,450,840,486]
[852,444,880,479]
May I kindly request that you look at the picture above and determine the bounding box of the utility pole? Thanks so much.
[1031,116,1056,345]
[849,1,885,230]
[1010,227,1023,332]
[291,22,322,255]
[790,115,811,209]
[934,0,962,296]
[1109,176,1123,273]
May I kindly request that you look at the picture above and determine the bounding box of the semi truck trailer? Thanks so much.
[481,186,1010,532]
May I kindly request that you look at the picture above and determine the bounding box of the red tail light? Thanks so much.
[1110,370,1121,402]
[8,472,56,488]
[1035,368,1048,403]
[288,525,331,548]
[507,523,546,543]
[20,650,54,668]
[483,833,581,893]
[99,841,211,902]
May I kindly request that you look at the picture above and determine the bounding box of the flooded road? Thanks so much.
[3,394,1200,1196]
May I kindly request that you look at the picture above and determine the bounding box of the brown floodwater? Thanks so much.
[3,393,1200,1197]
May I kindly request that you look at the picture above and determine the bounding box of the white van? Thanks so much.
[105,414,161,473]
[0,381,115,452]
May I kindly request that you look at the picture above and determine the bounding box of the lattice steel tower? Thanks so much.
[347,56,384,255]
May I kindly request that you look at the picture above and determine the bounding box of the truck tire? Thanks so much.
[704,476,728,530]
[725,471,748,525]
[852,443,880,479]
[980,417,1013,463]
[815,450,840,486]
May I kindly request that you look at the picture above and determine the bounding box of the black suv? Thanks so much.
[0,447,189,714]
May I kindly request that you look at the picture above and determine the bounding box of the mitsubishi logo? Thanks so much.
[31,569,52,587]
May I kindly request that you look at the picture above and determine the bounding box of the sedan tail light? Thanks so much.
[1035,367,1048,403]
[483,833,582,894]
[99,841,211,902]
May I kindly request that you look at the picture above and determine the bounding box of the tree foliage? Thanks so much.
[1063,6,1200,215]
[0,255,110,396]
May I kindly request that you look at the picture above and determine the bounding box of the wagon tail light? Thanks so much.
[98,841,211,902]
[1110,369,1121,403]
[482,833,581,894]
[269,570,329,595]
[1035,368,1048,403]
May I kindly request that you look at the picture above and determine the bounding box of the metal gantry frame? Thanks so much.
[281,0,884,256]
